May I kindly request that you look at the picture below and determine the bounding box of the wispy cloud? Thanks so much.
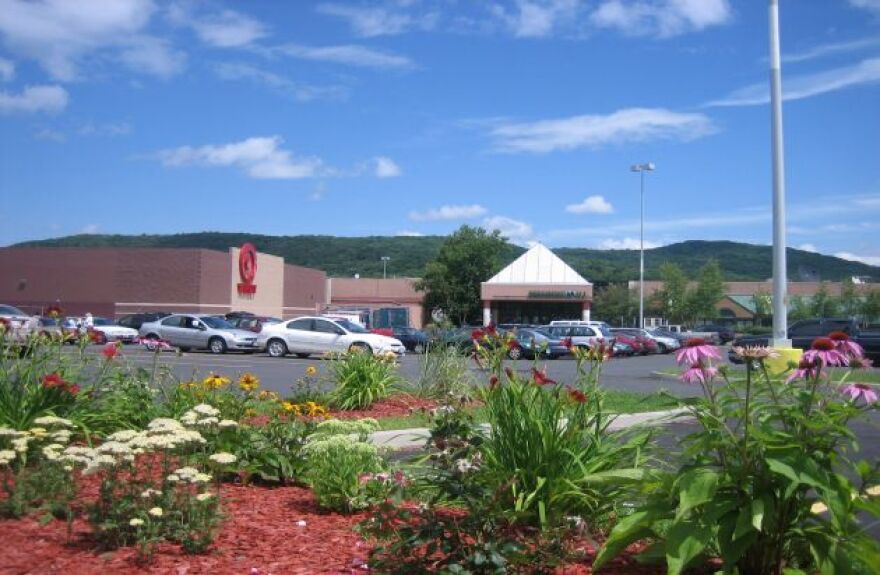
[565,195,614,214]
[156,136,326,180]
[598,237,662,250]
[590,0,732,38]
[213,62,348,101]
[797,243,818,253]
[0,85,68,114]
[168,4,269,48]
[482,215,534,243]
[490,108,716,153]
[0,57,14,81]
[317,3,436,37]
[784,37,880,64]
[709,57,880,107]
[409,204,487,221]
[835,251,880,266]
[374,157,402,178]
[489,0,583,38]
[33,128,66,142]
[277,44,413,70]
[849,0,880,15]
[78,122,132,137]
[396,230,424,237]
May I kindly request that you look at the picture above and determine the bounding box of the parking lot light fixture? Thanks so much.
[381,256,391,279]
[630,163,655,330]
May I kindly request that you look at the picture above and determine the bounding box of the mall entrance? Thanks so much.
[494,301,582,326]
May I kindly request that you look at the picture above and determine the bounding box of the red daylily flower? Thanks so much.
[567,387,587,403]
[531,367,556,386]
[102,342,119,360]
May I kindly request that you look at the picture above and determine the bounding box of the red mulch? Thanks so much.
[331,394,437,420]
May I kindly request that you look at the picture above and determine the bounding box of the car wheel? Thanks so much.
[295,352,310,359]
[413,343,426,354]
[507,346,523,360]
[349,342,371,354]
[657,343,667,354]
[267,339,288,358]
[179,347,190,352]
[209,337,227,355]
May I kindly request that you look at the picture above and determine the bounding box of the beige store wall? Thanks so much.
[228,247,284,317]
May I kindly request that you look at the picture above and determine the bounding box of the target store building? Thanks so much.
[0,244,327,319]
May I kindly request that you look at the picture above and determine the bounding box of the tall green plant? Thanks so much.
[596,336,880,575]
[328,352,400,410]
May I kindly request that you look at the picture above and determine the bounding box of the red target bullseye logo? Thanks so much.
[237,243,258,295]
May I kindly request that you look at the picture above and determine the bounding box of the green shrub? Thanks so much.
[303,427,385,513]
[409,344,475,401]
[328,352,400,410]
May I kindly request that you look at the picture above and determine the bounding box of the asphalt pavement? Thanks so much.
[75,345,702,397]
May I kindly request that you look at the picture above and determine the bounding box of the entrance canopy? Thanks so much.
[480,243,592,326]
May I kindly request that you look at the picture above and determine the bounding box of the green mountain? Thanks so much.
[11,233,878,284]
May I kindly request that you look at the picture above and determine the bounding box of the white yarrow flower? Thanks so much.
[208,452,237,465]
[148,507,163,517]
[129,518,144,527]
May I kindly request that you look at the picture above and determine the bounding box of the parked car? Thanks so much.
[117,312,170,330]
[543,323,606,351]
[508,327,570,360]
[139,314,260,354]
[613,341,635,357]
[694,324,736,344]
[0,304,40,344]
[609,330,655,355]
[729,318,880,363]
[658,324,721,344]
[390,326,430,354]
[36,316,75,343]
[88,317,139,344]
[227,316,282,333]
[259,316,405,358]
[618,327,680,354]
[549,320,616,342]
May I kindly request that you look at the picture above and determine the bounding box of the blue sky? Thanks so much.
[1,0,879,266]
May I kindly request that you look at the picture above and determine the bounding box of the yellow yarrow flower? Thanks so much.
[305,366,317,376]
[238,372,260,392]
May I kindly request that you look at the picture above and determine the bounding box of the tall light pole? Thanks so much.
[769,0,789,346]
[381,256,391,279]
[631,162,655,329]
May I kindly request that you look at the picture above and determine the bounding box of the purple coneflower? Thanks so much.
[803,337,849,367]
[827,331,864,359]
[840,383,879,404]
[785,357,820,384]
[675,338,721,366]
[680,363,718,385]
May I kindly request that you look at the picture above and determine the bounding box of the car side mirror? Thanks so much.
[335,328,345,336]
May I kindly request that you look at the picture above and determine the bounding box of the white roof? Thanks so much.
[485,243,591,285]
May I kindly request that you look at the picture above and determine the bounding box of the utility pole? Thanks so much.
[769,0,789,346]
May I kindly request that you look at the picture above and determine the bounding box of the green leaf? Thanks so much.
[677,468,720,516]
[595,508,666,570]
[665,519,712,575]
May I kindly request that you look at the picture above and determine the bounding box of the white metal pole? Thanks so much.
[769,0,789,346]
[639,169,645,330]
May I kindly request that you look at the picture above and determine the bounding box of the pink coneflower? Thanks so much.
[803,337,849,367]
[849,356,874,369]
[680,363,718,385]
[675,338,721,366]
[827,331,864,359]
[786,357,820,384]
[840,383,879,404]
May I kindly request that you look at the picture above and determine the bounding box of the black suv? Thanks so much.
[729,318,880,363]
[117,312,169,330]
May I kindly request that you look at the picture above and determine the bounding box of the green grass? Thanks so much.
[657,366,879,382]
[373,390,681,431]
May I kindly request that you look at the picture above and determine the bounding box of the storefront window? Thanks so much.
[494,301,583,325]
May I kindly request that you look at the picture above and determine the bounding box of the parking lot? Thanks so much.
[72,344,705,398]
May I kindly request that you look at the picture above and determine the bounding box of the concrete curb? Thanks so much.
[368,407,693,450]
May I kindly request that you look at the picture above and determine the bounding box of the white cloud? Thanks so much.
[850,0,880,14]
[598,237,661,250]
[482,215,534,242]
[834,251,880,266]
[396,230,424,237]
[0,57,13,81]
[591,0,731,38]
[374,157,402,178]
[709,57,880,107]
[490,107,716,153]
[490,0,582,38]
[79,122,132,137]
[157,136,325,180]
[784,37,880,64]
[214,62,348,102]
[278,44,413,69]
[0,84,68,114]
[409,204,487,221]
[33,128,66,142]
[0,0,181,80]
[189,9,267,48]
[81,224,99,234]
[317,3,435,37]
[797,243,818,253]
[565,195,614,214]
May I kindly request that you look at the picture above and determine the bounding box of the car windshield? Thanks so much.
[93,318,113,326]
[201,316,234,329]
[596,324,613,338]
[0,305,26,316]
[336,319,367,333]
[519,330,547,341]
[530,328,554,339]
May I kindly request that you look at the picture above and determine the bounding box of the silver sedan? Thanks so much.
[138,314,259,354]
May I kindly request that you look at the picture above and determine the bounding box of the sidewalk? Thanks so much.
[368,407,692,450]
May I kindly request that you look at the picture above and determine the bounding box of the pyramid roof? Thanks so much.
[485,243,590,285]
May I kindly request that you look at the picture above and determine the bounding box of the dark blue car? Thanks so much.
[509,328,571,360]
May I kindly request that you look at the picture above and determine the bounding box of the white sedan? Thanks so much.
[90,317,139,344]
[258,316,405,358]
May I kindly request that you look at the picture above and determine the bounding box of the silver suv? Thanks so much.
[138,314,259,354]
[0,304,40,345]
